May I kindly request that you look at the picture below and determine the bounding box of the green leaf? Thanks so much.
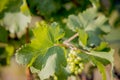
[96,42,108,51]
[38,46,67,80]
[67,8,97,32]
[89,0,100,9]
[78,52,90,63]
[16,22,52,66]
[99,22,111,34]
[30,22,65,69]
[0,48,7,66]
[5,45,14,64]
[88,49,114,64]
[67,8,111,34]
[16,21,64,68]
[67,15,82,32]
[32,53,45,69]
[31,22,53,50]
[2,12,31,38]
[67,8,111,49]
[87,31,101,47]
[4,0,22,12]
[0,26,8,43]
[92,57,106,80]
[20,0,31,16]
[78,29,88,46]
[85,14,111,34]
[49,22,65,43]
[0,0,22,18]
[30,66,40,73]
[78,8,97,28]
[26,0,61,16]
[94,57,110,65]
[0,0,8,12]
[16,44,37,65]
[56,67,69,80]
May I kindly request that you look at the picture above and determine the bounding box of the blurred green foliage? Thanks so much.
[0,0,119,80]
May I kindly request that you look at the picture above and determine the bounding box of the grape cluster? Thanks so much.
[67,50,84,75]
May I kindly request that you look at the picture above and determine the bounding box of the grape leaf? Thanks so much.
[0,48,7,66]
[0,26,8,43]
[4,0,22,12]
[30,66,40,73]
[49,22,65,43]
[88,49,114,65]
[89,0,100,8]
[56,67,69,80]
[78,8,97,29]
[85,14,111,33]
[78,29,88,46]
[0,45,14,65]
[67,8,111,34]
[30,22,53,50]
[0,0,8,12]
[67,8,97,32]
[95,42,108,51]
[38,46,67,80]
[5,45,14,64]
[0,0,22,18]
[67,15,83,32]
[2,12,31,38]
[94,57,110,66]
[3,12,31,37]
[26,0,61,16]
[88,49,114,80]
[16,44,37,65]
[16,21,65,68]
[92,57,106,80]
[32,54,44,69]
[16,22,53,66]
[20,0,31,16]
[67,8,111,49]
[87,31,101,47]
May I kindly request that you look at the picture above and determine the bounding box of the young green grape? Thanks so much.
[67,49,84,75]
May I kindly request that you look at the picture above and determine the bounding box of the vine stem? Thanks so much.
[26,67,33,80]
[63,33,79,43]
[80,72,87,80]
[56,33,89,53]
[25,27,33,80]
[26,27,30,43]
[61,33,79,50]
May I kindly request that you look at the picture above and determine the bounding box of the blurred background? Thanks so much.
[0,0,120,80]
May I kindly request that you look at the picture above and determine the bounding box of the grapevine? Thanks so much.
[0,0,119,80]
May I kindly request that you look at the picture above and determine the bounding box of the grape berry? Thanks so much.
[67,50,84,75]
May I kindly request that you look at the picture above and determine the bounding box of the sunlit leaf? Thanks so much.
[5,45,14,64]
[78,29,88,46]
[3,12,31,38]
[49,22,65,43]
[0,0,8,12]
[20,0,31,16]
[88,49,114,64]
[67,15,82,32]
[16,21,65,69]
[89,0,100,8]
[92,57,106,80]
